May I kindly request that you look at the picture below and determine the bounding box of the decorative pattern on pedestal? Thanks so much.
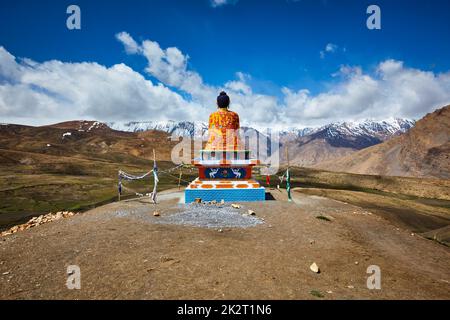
[185,109,266,203]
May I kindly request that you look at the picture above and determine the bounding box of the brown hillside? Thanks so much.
[283,137,356,167]
[314,105,450,179]
[0,121,176,162]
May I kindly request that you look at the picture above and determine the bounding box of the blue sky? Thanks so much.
[1,0,450,126]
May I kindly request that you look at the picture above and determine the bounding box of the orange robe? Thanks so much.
[205,109,240,151]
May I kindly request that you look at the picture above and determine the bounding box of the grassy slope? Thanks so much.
[0,123,197,229]
[0,153,197,229]
[253,167,450,245]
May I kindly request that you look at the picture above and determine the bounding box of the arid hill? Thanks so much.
[0,120,176,164]
[0,121,188,227]
[280,119,414,167]
[314,105,450,179]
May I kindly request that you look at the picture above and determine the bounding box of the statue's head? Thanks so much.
[217,91,230,109]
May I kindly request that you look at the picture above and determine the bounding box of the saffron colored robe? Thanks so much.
[205,108,240,151]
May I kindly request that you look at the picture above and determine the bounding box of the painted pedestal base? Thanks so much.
[185,179,266,203]
[185,149,265,203]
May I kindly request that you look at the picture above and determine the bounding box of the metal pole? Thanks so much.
[285,145,292,202]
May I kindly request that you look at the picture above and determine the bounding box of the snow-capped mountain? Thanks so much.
[314,106,450,179]
[279,118,415,167]
[106,118,415,167]
[107,118,415,142]
[318,118,416,140]
[107,120,208,137]
[302,118,416,149]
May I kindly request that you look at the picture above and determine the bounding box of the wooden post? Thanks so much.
[178,168,182,190]
[285,144,290,168]
[151,149,158,204]
[118,172,121,202]
[153,148,156,196]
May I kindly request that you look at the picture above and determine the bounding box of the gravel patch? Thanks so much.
[112,203,263,229]
[155,204,264,229]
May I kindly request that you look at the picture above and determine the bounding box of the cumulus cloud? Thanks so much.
[210,0,238,8]
[116,32,140,54]
[0,46,203,125]
[117,32,450,127]
[320,43,338,59]
[116,32,280,126]
[1,33,450,128]
[281,60,450,126]
[225,72,252,95]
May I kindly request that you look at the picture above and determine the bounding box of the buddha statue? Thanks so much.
[185,91,265,202]
[205,91,241,151]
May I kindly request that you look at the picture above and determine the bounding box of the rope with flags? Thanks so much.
[117,146,297,204]
[278,172,286,185]
[164,163,185,173]
[117,149,161,203]
[118,170,153,201]
[117,162,190,202]
[158,170,193,184]
[118,170,153,181]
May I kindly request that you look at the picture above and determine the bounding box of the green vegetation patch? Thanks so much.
[310,290,325,298]
[316,215,332,222]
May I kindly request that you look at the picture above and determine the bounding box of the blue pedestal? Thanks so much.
[185,187,266,203]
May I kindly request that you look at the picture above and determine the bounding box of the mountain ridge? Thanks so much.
[1,117,416,170]
[313,105,450,179]
[106,118,415,140]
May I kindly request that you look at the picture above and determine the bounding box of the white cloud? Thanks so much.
[331,65,362,78]
[210,0,238,8]
[320,43,338,59]
[281,60,450,126]
[118,32,450,126]
[116,32,280,126]
[0,46,203,125]
[1,33,450,128]
[116,32,141,54]
[225,72,252,95]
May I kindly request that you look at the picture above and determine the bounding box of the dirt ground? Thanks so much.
[0,189,449,299]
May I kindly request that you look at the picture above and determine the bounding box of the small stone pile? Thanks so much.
[0,211,76,237]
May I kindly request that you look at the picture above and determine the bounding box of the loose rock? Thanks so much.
[310,262,320,273]
[0,211,77,237]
